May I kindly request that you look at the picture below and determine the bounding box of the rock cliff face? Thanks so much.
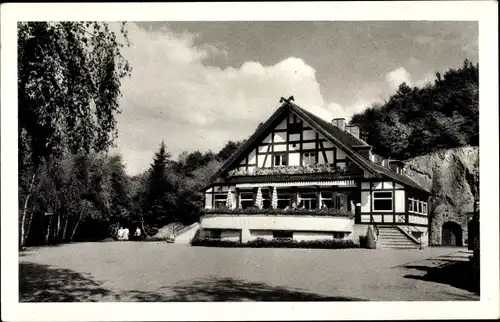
[403,146,479,246]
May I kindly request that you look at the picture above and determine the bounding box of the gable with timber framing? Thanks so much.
[227,105,367,176]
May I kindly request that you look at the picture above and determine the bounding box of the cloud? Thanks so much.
[114,23,345,175]
[385,67,435,91]
[385,67,412,91]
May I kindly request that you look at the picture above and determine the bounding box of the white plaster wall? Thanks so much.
[274,144,286,152]
[289,153,300,166]
[395,190,405,212]
[274,132,287,143]
[205,193,213,209]
[384,214,394,223]
[275,119,287,130]
[303,130,316,140]
[302,142,315,150]
[337,149,347,160]
[289,133,300,141]
[326,150,334,164]
[318,153,325,164]
[248,150,256,164]
[201,215,354,233]
[293,232,333,241]
[361,191,371,212]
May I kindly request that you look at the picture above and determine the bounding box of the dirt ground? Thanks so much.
[19,242,479,301]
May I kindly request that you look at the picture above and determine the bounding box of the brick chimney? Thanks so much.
[345,125,360,139]
[332,118,345,131]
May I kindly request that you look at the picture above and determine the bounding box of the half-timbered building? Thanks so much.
[200,96,430,248]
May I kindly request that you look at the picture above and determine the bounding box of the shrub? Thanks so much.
[191,238,240,247]
[191,237,360,249]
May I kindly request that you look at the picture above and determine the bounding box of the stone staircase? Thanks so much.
[376,225,421,249]
[173,222,200,244]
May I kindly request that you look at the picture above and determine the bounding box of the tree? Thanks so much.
[217,140,245,161]
[18,22,132,246]
[106,155,132,225]
[349,59,478,161]
[143,141,177,229]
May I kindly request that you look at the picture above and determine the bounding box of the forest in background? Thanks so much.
[349,59,478,160]
[17,22,478,247]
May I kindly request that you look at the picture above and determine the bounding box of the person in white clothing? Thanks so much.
[133,227,141,241]
[117,227,124,240]
[123,227,130,241]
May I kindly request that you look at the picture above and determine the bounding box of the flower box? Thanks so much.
[203,207,354,219]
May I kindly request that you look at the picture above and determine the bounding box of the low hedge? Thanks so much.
[204,207,354,218]
[191,237,359,249]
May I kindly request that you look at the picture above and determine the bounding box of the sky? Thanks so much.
[112,21,478,175]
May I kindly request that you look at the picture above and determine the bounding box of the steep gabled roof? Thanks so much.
[291,103,369,148]
[368,161,429,192]
[207,102,290,183]
[207,98,429,193]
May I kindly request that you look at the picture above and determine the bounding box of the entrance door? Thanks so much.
[441,221,463,246]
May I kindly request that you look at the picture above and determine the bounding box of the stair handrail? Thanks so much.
[370,214,379,237]
[400,223,426,245]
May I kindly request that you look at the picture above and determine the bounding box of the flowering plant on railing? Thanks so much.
[227,164,346,177]
[203,207,354,218]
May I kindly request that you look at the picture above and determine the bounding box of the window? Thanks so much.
[274,154,288,166]
[372,191,393,211]
[333,232,345,239]
[334,194,346,211]
[262,190,271,209]
[207,229,221,239]
[214,194,227,209]
[299,192,317,210]
[321,191,333,209]
[273,230,293,239]
[277,192,291,209]
[239,192,254,209]
[303,152,315,166]
[409,197,428,215]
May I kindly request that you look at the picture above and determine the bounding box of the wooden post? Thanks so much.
[316,185,321,209]
[235,188,240,209]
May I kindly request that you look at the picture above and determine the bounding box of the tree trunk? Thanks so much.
[69,214,81,242]
[25,205,35,245]
[20,172,36,247]
[45,214,54,244]
[62,215,69,242]
[140,215,149,237]
[55,213,61,241]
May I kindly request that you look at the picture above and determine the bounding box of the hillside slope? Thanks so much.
[403,146,479,245]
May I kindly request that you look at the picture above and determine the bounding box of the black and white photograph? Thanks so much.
[1,2,498,321]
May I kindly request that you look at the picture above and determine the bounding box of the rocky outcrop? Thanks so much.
[403,146,479,246]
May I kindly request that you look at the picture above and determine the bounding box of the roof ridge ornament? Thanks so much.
[279,95,295,103]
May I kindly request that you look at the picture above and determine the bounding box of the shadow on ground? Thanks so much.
[20,262,113,302]
[125,276,365,301]
[402,253,479,295]
[20,263,364,302]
